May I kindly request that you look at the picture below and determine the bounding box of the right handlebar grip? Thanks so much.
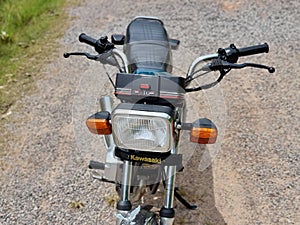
[79,33,97,47]
[238,43,269,57]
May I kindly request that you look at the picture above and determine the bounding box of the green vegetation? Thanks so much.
[0,0,71,114]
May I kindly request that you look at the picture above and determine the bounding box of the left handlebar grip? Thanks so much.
[79,33,97,47]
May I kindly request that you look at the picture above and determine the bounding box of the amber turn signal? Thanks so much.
[190,118,217,144]
[190,127,217,144]
[86,112,112,135]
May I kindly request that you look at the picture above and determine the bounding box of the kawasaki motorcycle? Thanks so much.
[64,16,275,225]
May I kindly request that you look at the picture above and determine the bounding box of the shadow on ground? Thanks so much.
[175,145,226,225]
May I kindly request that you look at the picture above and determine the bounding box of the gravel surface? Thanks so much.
[1,0,299,224]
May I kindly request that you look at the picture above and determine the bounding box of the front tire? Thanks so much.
[133,207,158,225]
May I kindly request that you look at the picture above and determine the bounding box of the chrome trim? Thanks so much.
[159,91,185,99]
[100,96,113,113]
[112,49,129,73]
[112,108,173,121]
[164,165,176,208]
[111,109,173,152]
[160,217,174,225]
[187,49,233,77]
[187,53,218,77]
[163,145,178,209]
[161,145,178,225]
[115,88,132,95]
[121,161,133,201]
[100,96,114,149]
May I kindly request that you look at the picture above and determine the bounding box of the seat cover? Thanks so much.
[125,17,172,74]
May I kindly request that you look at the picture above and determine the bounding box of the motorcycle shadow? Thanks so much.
[174,145,227,225]
[134,144,227,225]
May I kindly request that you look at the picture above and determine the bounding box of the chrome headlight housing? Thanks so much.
[111,103,174,152]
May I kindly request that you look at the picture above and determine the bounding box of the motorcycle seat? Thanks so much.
[125,17,173,74]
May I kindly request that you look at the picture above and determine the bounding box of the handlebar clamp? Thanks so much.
[218,44,239,63]
[94,36,114,54]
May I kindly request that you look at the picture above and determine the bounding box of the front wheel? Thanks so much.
[116,205,158,225]
[133,207,158,225]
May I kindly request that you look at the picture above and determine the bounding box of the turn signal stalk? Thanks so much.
[86,111,112,135]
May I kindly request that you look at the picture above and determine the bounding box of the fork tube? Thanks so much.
[100,96,115,149]
[160,145,177,225]
[117,160,133,211]
[121,160,132,201]
[164,165,176,208]
[164,145,178,208]
[160,165,176,225]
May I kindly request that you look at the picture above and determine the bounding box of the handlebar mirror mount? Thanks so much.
[111,34,125,45]
[169,39,180,50]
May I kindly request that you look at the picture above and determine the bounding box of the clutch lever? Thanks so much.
[63,51,118,67]
[63,52,98,60]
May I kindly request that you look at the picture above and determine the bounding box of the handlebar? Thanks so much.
[79,33,98,47]
[220,43,270,63]
[238,43,269,57]
[65,34,275,92]
[185,43,275,92]
[78,33,114,54]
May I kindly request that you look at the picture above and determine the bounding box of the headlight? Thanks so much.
[111,103,173,152]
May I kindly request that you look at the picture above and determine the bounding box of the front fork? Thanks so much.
[159,135,179,225]
[117,160,133,213]
[114,107,182,225]
[160,165,176,225]
[116,160,177,225]
[99,96,176,224]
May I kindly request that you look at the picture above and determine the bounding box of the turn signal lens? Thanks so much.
[86,112,112,135]
[189,118,218,144]
[190,127,217,144]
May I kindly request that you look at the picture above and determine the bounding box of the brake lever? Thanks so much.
[185,59,275,93]
[208,59,275,73]
[234,62,275,73]
[63,52,98,60]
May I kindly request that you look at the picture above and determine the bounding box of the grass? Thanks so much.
[0,0,80,166]
[0,0,76,115]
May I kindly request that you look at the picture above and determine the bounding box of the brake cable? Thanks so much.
[184,58,274,92]
[185,67,229,92]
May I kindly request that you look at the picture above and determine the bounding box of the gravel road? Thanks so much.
[1,0,299,224]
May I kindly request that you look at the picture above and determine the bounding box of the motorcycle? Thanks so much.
[64,16,275,225]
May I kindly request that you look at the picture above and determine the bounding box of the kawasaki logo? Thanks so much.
[130,155,161,164]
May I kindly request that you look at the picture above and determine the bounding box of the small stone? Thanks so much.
[1,110,12,119]
[279,218,292,223]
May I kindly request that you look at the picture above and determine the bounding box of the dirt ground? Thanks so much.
[1,0,299,224]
